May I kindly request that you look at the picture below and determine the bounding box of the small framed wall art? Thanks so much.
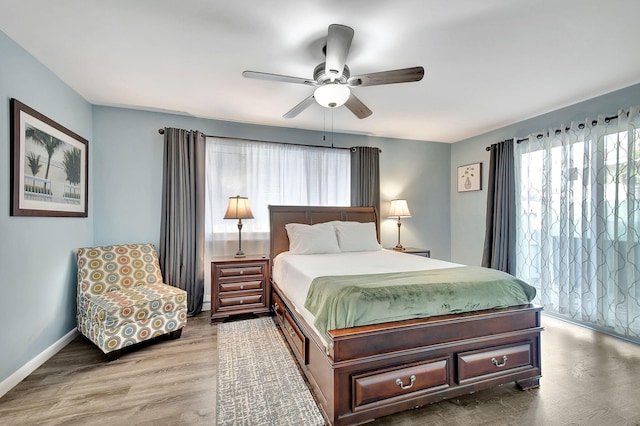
[457,162,482,192]
[10,98,89,217]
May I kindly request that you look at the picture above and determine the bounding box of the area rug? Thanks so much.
[216,317,325,426]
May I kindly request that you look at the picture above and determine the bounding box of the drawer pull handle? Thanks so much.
[491,355,508,368]
[240,285,244,290]
[240,270,244,275]
[287,326,296,338]
[239,300,244,305]
[273,302,280,312]
[395,375,416,390]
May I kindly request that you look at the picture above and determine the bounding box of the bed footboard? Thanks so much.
[271,283,542,426]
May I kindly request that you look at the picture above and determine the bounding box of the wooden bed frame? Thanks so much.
[269,205,542,426]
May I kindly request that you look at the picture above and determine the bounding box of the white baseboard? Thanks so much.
[0,328,78,398]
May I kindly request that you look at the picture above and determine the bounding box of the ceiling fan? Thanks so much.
[242,24,424,119]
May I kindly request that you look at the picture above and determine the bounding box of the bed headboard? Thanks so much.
[269,205,379,261]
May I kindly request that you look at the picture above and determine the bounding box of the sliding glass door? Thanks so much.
[514,107,640,341]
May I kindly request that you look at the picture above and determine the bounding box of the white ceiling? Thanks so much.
[1,0,639,143]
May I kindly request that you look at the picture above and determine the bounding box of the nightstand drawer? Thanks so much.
[218,265,265,278]
[219,280,263,293]
[219,293,263,308]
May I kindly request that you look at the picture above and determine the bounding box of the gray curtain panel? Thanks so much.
[482,139,515,274]
[350,146,380,212]
[159,128,205,316]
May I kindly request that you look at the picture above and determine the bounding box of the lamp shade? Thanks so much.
[314,83,350,108]
[388,199,411,218]
[223,196,254,220]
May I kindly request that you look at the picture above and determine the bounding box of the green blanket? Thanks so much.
[304,266,536,338]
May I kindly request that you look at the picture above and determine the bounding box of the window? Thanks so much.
[204,137,350,256]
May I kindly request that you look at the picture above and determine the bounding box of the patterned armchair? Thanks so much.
[76,243,187,359]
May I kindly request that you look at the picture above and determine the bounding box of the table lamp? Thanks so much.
[388,199,411,251]
[223,195,254,257]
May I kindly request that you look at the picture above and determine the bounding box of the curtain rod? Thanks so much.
[158,128,381,152]
[484,113,621,151]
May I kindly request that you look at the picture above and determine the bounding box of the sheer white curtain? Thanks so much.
[205,137,350,258]
[515,106,640,341]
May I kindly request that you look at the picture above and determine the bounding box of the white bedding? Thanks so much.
[272,249,462,345]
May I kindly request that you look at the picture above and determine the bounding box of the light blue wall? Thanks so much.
[450,83,640,266]
[0,31,93,384]
[92,107,452,259]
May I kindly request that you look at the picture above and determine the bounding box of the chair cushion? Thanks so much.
[77,243,165,296]
[85,281,187,329]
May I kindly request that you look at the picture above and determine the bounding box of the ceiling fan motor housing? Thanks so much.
[314,62,350,85]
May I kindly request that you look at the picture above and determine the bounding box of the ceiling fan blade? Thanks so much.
[348,66,425,87]
[344,93,372,119]
[283,94,316,118]
[325,24,354,79]
[242,70,317,86]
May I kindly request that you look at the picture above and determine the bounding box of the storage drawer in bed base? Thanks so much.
[272,291,308,365]
[457,342,533,384]
[352,357,450,411]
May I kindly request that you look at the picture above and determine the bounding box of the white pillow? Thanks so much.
[285,222,341,255]
[334,221,381,252]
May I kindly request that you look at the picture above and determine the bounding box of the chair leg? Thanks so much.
[169,328,183,339]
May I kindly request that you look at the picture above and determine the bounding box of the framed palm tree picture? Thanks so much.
[10,99,88,217]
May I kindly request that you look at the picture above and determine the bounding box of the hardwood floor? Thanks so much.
[0,314,218,425]
[1,314,639,425]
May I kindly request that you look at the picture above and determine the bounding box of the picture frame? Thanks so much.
[457,162,482,192]
[10,98,88,217]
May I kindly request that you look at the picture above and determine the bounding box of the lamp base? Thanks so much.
[234,220,246,257]
[394,219,405,252]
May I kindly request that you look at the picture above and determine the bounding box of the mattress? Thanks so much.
[272,249,463,345]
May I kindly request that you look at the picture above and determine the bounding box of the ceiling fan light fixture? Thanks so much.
[314,83,350,108]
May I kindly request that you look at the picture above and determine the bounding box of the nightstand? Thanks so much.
[389,247,431,257]
[210,255,270,323]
